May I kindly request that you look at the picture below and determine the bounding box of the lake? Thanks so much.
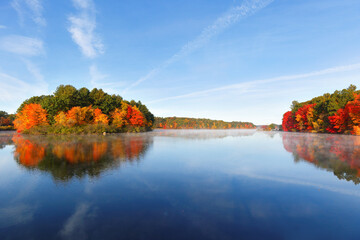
[0,129,360,240]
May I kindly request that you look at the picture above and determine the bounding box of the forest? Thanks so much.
[12,85,154,134]
[282,85,360,135]
[154,117,256,129]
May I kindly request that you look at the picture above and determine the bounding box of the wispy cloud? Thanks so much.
[23,59,44,82]
[0,70,48,112]
[0,204,36,228]
[68,0,104,58]
[0,35,44,56]
[89,64,108,86]
[123,0,274,93]
[11,0,46,27]
[89,64,126,90]
[148,62,360,104]
[236,171,360,198]
[0,25,6,29]
[60,203,93,240]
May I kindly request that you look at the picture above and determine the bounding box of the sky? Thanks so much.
[0,0,360,125]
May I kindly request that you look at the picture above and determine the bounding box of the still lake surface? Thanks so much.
[0,129,360,240]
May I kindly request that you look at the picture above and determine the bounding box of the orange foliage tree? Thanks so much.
[94,108,109,125]
[14,103,49,132]
[66,106,94,126]
[128,106,146,126]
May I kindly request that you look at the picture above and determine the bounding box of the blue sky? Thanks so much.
[0,0,360,124]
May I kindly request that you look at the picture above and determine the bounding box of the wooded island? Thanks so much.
[12,85,154,134]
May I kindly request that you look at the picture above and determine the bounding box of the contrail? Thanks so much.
[148,62,360,103]
[123,0,274,94]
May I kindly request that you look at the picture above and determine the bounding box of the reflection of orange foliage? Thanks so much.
[111,139,144,160]
[283,133,360,176]
[12,136,45,166]
[127,139,144,159]
[14,136,147,168]
[14,104,48,132]
[53,142,108,163]
[93,142,108,161]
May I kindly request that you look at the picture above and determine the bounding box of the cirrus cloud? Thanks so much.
[68,0,104,58]
[0,35,44,56]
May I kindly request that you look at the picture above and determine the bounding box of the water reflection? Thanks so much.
[0,132,13,149]
[152,129,256,139]
[12,134,152,182]
[282,133,360,184]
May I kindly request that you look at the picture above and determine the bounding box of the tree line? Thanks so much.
[13,85,154,134]
[282,85,360,135]
[154,117,256,129]
[0,111,15,130]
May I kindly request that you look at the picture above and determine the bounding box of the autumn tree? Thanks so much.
[94,108,109,125]
[66,106,94,126]
[14,104,49,132]
[54,111,67,126]
[128,106,146,126]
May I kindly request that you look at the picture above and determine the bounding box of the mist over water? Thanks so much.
[0,130,360,239]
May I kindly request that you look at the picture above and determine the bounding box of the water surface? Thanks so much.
[0,130,360,240]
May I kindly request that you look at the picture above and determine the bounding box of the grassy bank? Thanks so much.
[21,124,150,135]
[0,126,15,131]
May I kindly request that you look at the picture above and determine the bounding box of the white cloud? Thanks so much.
[148,62,360,104]
[11,0,46,27]
[123,0,274,93]
[0,25,6,29]
[0,35,44,56]
[68,0,104,58]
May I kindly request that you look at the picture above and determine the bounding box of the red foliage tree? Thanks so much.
[282,111,296,132]
[294,103,316,131]
[327,94,360,134]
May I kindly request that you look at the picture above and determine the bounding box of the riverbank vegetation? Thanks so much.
[154,117,256,129]
[14,85,154,134]
[282,85,360,135]
[0,111,15,131]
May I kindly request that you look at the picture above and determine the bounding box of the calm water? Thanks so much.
[0,130,360,240]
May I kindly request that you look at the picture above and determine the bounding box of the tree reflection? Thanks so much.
[0,133,14,149]
[282,133,360,184]
[12,134,152,182]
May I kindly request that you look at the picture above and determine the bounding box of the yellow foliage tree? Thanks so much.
[54,111,67,126]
